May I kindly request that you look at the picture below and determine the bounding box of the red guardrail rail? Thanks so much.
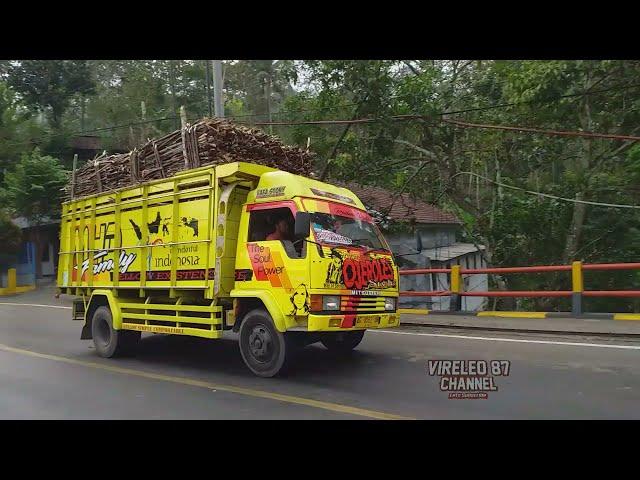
[399,261,640,315]
[582,263,640,271]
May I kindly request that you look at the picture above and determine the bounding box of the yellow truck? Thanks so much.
[57,162,400,376]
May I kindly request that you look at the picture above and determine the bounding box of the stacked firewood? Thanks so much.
[66,118,315,198]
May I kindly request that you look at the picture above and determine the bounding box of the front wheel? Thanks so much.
[239,309,293,377]
[320,330,365,353]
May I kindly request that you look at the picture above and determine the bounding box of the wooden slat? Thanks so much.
[113,192,122,288]
[139,184,149,296]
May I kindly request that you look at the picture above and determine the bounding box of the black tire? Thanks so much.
[238,309,293,377]
[91,306,140,358]
[320,330,365,353]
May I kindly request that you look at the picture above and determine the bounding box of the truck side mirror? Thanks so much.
[294,212,311,239]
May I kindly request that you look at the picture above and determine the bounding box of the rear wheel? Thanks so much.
[239,309,293,377]
[91,306,140,358]
[320,330,365,353]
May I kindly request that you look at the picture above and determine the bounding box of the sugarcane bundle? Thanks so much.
[66,117,314,198]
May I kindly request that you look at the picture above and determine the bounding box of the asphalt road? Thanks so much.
[1,288,640,419]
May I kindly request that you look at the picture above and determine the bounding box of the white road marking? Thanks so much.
[371,329,640,350]
[0,302,72,310]
[0,302,638,351]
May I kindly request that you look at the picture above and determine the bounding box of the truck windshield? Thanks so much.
[310,212,389,251]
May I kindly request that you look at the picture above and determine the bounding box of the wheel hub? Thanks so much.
[248,325,273,363]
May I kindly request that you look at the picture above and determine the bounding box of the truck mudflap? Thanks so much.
[81,323,92,340]
[301,312,400,332]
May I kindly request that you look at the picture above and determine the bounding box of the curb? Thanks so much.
[397,320,640,337]
[398,309,640,321]
[0,285,37,296]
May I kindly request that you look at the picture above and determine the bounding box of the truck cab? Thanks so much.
[230,170,400,375]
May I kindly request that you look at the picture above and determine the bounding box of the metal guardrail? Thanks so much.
[399,261,640,315]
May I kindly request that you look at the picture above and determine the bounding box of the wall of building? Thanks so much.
[387,224,488,312]
[405,251,488,312]
[0,242,36,288]
[21,225,59,279]
[388,225,458,252]
[41,242,56,277]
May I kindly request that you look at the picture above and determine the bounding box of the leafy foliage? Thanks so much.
[0,209,22,255]
[6,60,95,130]
[0,148,68,221]
[0,83,46,178]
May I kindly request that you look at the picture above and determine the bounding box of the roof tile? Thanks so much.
[341,183,461,225]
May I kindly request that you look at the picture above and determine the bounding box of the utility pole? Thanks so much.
[212,60,224,118]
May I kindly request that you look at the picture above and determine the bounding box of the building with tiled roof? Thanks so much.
[344,183,461,225]
[341,182,488,312]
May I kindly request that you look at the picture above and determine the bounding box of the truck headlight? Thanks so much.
[384,297,396,311]
[323,295,340,311]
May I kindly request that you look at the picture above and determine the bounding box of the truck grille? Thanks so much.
[340,295,386,313]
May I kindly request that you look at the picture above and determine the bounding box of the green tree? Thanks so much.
[0,82,46,178]
[6,60,96,131]
[0,209,22,255]
[224,60,297,120]
[270,60,640,312]
[0,148,69,221]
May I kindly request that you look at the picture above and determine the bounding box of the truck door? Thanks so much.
[240,201,310,317]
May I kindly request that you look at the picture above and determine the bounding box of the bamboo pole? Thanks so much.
[71,154,78,199]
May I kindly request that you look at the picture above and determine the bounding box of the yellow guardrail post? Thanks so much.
[449,264,462,312]
[7,268,17,294]
[571,261,583,316]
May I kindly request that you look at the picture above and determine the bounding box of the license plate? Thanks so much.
[356,315,381,327]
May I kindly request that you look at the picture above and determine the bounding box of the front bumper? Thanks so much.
[295,312,401,332]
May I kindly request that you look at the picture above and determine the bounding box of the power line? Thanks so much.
[83,116,177,134]
[239,115,640,144]
[451,171,640,210]
[440,82,640,116]
[3,79,639,152]
[232,82,640,122]
[0,115,179,150]
[243,115,427,126]
[442,118,640,143]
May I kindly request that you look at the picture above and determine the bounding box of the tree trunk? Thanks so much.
[169,61,178,130]
[140,101,147,144]
[563,192,587,263]
[128,126,136,150]
[266,72,272,135]
[563,70,594,264]
[80,94,86,133]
